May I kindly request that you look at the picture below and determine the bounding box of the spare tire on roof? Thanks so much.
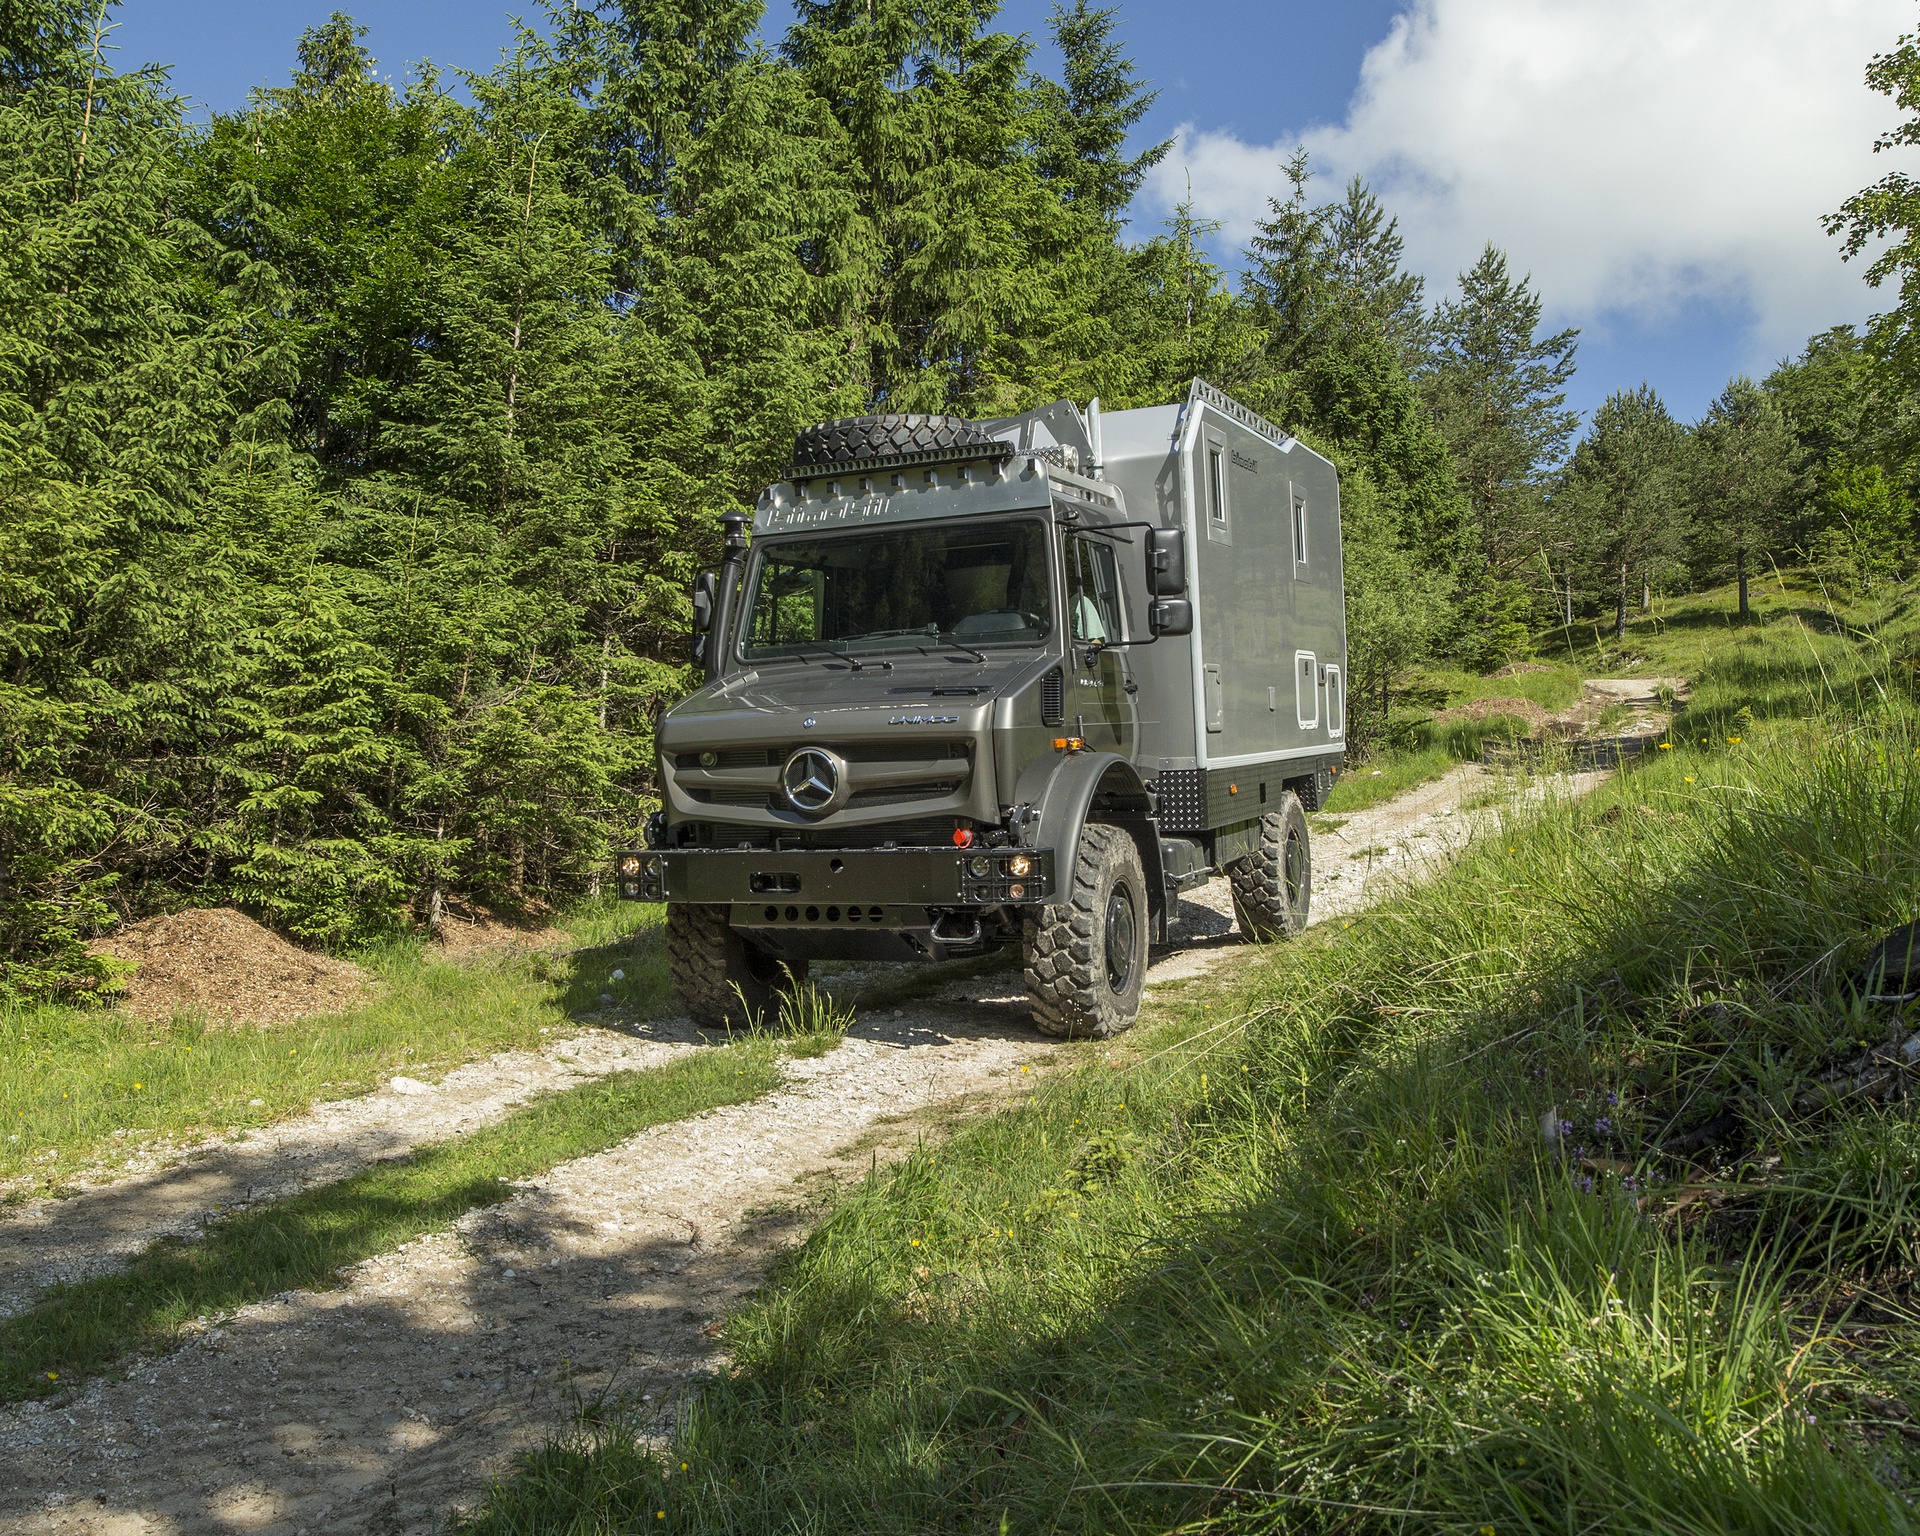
[792,413,997,468]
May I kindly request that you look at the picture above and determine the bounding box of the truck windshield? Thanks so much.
[741,518,1052,659]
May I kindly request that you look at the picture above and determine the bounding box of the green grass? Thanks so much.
[460,630,1920,1533]
[0,1037,782,1404]
[0,899,671,1195]
[1322,745,1456,814]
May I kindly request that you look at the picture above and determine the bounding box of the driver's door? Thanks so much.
[1065,534,1136,756]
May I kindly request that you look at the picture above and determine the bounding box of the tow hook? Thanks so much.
[930,912,984,946]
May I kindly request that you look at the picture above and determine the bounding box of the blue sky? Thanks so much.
[111,0,1911,429]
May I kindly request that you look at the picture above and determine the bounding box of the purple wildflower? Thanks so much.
[1595,1117,1614,1136]
[1558,1119,1575,1138]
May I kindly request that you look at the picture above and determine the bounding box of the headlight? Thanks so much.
[617,854,642,876]
[1006,853,1033,878]
[968,854,992,877]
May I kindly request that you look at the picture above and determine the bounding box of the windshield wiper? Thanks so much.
[776,646,891,672]
[936,632,987,662]
[839,624,987,663]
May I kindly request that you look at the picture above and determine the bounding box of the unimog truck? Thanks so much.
[615,379,1347,1036]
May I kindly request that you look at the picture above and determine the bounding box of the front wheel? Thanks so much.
[666,904,807,1030]
[1022,823,1149,1039]
[1227,794,1311,941]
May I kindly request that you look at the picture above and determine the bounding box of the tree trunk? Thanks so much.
[1641,569,1651,612]
[1615,562,1628,640]
[1736,547,1750,621]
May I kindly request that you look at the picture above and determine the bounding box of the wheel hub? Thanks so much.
[1104,885,1137,991]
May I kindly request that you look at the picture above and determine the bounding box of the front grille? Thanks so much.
[673,738,973,821]
[848,781,964,808]
[690,786,772,808]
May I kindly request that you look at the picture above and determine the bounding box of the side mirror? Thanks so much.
[1149,598,1193,637]
[691,570,717,632]
[1147,527,1187,597]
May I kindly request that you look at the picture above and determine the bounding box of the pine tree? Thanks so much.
[1028,0,1168,223]
[782,0,1056,411]
[1690,379,1795,619]
[0,0,264,997]
[1562,385,1689,640]
[1425,246,1579,591]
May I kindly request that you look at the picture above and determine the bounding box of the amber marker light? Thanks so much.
[1052,737,1086,752]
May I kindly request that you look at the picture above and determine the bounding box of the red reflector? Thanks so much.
[953,828,974,848]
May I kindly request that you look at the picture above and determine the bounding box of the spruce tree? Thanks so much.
[1690,379,1795,620]
[1028,0,1168,223]
[1561,385,1689,640]
[1425,245,1579,654]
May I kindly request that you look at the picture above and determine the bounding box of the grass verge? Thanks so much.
[0,1037,780,1404]
[462,680,1920,1531]
[1321,744,1455,814]
[0,899,669,1195]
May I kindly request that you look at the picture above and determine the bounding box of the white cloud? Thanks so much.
[1145,0,1917,367]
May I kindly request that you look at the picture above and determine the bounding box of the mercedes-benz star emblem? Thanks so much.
[801,716,816,729]
[781,747,845,814]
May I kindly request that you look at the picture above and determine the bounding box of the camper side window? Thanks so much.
[1292,495,1308,571]
[1066,537,1123,646]
[1207,445,1227,526]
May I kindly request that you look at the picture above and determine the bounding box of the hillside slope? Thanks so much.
[466,595,1920,1534]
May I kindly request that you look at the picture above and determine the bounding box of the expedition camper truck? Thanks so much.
[616,380,1347,1037]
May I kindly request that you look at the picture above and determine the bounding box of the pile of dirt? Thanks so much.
[89,908,368,1027]
[1431,696,1551,730]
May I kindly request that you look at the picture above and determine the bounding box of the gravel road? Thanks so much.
[0,762,1593,1534]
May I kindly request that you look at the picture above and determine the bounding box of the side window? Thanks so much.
[1292,492,1309,573]
[1067,538,1123,646]
[1205,431,1230,537]
[750,560,823,647]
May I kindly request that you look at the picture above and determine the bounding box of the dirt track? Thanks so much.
[0,762,1592,1534]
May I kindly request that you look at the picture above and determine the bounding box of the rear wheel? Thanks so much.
[1021,823,1149,1039]
[666,904,807,1030]
[1227,794,1311,941]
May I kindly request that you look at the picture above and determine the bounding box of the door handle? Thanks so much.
[1122,678,1138,695]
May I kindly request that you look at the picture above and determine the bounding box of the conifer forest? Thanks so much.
[2,0,1912,1002]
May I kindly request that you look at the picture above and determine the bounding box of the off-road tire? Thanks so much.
[1227,794,1311,941]
[792,413,996,468]
[667,903,807,1030]
[1021,823,1149,1039]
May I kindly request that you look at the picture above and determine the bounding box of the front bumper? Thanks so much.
[612,845,1055,909]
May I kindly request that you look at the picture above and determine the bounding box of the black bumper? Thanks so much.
[612,845,1055,909]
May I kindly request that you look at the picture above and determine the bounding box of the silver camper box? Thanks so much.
[984,378,1348,862]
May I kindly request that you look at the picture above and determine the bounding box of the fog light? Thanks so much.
[968,854,991,877]
[1008,882,1027,900]
[698,750,719,768]
[621,881,641,898]
[617,853,642,876]
[1006,853,1033,878]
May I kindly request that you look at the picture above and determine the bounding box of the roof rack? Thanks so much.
[779,440,1015,485]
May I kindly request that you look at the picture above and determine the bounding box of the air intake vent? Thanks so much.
[1040,667,1065,726]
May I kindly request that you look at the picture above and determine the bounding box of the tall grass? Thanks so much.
[464,685,1920,1531]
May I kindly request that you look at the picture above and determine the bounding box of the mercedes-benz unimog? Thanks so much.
[615,379,1348,1037]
